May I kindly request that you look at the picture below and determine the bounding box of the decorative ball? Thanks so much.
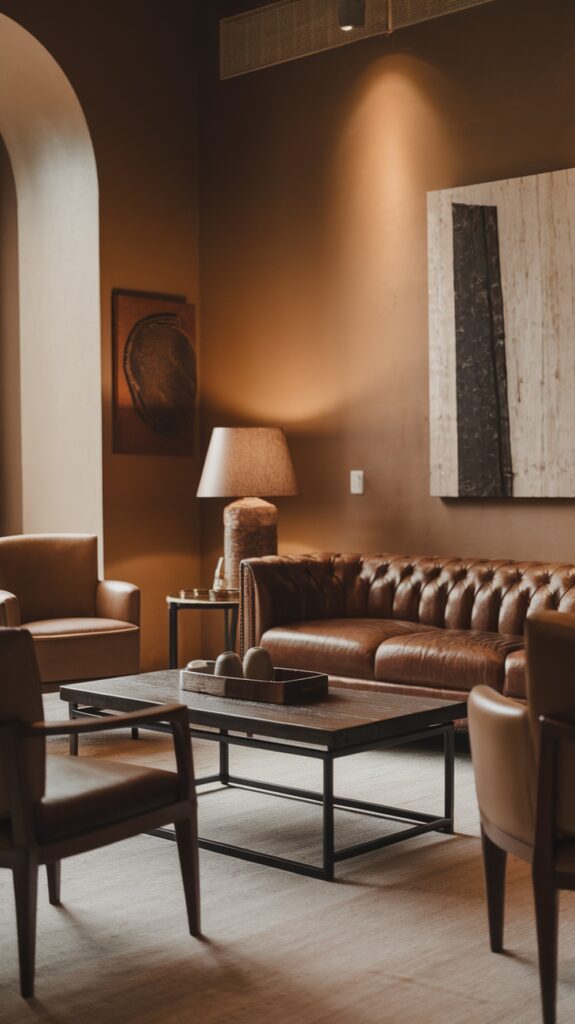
[214,651,244,678]
[243,646,274,681]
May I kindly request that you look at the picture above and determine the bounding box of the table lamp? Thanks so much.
[197,426,299,590]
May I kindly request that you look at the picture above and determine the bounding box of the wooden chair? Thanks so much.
[469,610,575,1024]
[0,628,200,998]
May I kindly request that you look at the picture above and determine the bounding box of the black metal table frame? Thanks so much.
[67,702,455,882]
[167,599,239,669]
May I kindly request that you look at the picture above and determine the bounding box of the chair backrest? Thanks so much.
[0,534,98,623]
[0,629,45,817]
[526,611,575,836]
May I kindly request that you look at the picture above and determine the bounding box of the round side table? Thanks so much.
[166,593,240,668]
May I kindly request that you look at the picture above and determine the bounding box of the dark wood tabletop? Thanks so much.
[60,671,467,750]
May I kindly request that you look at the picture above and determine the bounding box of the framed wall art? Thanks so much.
[428,167,575,498]
[112,290,196,456]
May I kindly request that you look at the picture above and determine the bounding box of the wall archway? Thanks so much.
[0,13,102,547]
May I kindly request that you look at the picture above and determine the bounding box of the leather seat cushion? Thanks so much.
[261,618,432,680]
[36,756,180,844]
[26,617,137,637]
[504,649,526,699]
[375,628,524,692]
[25,618,140,683]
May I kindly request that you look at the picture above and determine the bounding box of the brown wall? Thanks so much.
[198,0,575,616]
[0,0,202,669]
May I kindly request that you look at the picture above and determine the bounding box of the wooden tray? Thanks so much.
[180,663,328,704]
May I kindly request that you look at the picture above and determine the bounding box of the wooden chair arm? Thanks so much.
[26,703,188,737]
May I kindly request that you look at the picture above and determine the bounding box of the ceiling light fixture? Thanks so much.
[337,0,366,31]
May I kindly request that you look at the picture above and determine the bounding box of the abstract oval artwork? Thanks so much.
[123,313,196,437]
[112,291,196,455]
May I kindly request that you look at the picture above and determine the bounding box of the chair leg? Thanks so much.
[46,862,61,905]
[131,728,139,741]
[533,869,559,1024]
[13,854,39,999]
[175,813,201,937]
[481,825,507,953]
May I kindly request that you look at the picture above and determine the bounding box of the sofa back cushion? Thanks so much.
[337,554,575,637]
[0,534,98,623]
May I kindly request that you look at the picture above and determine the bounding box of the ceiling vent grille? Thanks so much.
[220,0,495,79]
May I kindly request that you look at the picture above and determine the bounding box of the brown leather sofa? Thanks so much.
[240,553,575,704]
[0,534,140,684]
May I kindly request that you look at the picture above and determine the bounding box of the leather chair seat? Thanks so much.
[26,617,137,637]
[375,628,524,692]
[26,618,140,683]
[36,757,180,844]
[261,618,431,680]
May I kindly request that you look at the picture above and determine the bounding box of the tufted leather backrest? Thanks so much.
[242,553,575,645]
[0,629,45,817]
[0,534,98,623]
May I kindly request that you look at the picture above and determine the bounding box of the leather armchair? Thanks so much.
[469,611,575,1024]
[0,534,140,684]
[0,628,200,998]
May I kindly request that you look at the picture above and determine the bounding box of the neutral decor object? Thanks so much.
[0,533,140,687]
[180,661,328,704]
[61,670,464,881]
[241,552,575,709]
[428,166,575,497]
[468,610,575,1024]
[112,290,196,455]
[196,426,298,590]
[0,628,200,999]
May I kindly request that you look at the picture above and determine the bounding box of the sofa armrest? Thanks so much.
[96,580,140,625]
[468,685,536,847]
[240,554,346,653]
[0,590,20,627]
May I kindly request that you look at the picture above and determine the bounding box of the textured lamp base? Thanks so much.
[223,498,278,590]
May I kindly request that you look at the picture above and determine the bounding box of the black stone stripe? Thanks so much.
[452,202,513,498]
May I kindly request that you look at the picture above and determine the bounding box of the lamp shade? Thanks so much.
[196,427,298,498]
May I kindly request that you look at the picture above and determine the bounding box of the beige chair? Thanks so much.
[469,610,575,1024]
[0,627,200,998]
[0,534,139,684]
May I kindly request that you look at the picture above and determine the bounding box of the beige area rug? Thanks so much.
[1,693,574,1024]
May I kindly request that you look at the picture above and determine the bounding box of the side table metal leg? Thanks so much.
[169,604,179,669]
[69,703,78,756]
[443,725,455,833]
[219,728,229,785]
[323,756,335,881]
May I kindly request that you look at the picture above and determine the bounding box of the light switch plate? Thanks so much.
[350,470,364,495]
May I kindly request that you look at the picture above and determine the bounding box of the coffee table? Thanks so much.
[60,672,466,881]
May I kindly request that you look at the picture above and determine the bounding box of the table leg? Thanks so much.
[69,703,78,756]
[219,728,230,785]
[443,725,455,833]
[223,606,240,651]
[322,756,335,881]
[169,604,179,669]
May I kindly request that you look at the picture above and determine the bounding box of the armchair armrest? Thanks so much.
[468,685,536,846]
[240,554,345,652]
[0,590,20,627]
[96,580,140,625]
[27,703,186,737]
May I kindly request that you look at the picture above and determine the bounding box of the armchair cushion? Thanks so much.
[36,757,180,844]
[27,619,140,683]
